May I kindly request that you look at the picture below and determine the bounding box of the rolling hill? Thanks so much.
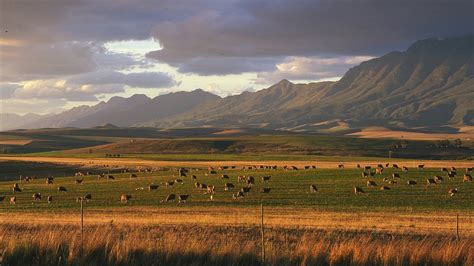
[147,36,474,129]
[2,36,473,132]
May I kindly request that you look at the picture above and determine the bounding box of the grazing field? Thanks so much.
[0,158,473,265]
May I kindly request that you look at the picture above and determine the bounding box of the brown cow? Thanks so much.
[10,196,16,205]
[463,174,472,182]
[120,194,131,203]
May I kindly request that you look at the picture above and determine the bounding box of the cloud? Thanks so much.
[147,0,474,74]
[12,79,124,101]
[0,83,20,99]
[148,56,278,76]
[67,70,178,88]
[255,56,375,84]
[0,42,98,82]
[0,98,68,115]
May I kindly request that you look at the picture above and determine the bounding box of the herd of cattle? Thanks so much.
[1,163,472,206]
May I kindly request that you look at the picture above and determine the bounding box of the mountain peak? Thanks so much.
[276,79,293,86]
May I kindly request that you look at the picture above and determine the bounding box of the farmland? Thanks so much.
[0,129,473,265]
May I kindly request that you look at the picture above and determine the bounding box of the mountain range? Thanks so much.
[2,36,473,132]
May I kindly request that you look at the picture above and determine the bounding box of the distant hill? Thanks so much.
[0,113,48,131]
[149,36,474,129]
[2,36,473,132]
[24,89,220,129]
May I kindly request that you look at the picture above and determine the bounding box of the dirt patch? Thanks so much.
[348,126,474,141]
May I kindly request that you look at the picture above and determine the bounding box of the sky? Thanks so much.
[0,0,473,115]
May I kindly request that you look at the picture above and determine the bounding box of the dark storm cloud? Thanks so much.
[2,0,473,77]
[147,0,474,74]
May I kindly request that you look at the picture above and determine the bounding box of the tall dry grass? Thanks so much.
[0,223,472,266]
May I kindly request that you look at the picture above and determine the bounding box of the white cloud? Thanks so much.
[255,55,375,84]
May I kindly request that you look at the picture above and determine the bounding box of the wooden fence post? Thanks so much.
[456,214,460,241]
[260,203,265,265]
[80,198,84,256]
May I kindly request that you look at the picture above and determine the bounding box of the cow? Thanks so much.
[247,176,255,186]
[221,174,229,179]
[262,176,271,182]
[32,193,42,201]
[12,183,22,193]
[149,185,159,191]
[224,183,235,191]
[375,168,383,175]
[463,174,472,182]
[165,181,175,187]
[407,180,417,186]
[418,164,425,170]
[392,173,401,178]
[57,186,67,193]
[237,175,246,183]
[392,164,399,169]
[164,194,176,203]
[402,166,409,172]
[233,191,245,199]
[130,174,137,178]
[261,188,271,193]
[426,178,437,185]
[178,195,189,203]
[207,185,215,194]
[367,180,377,187]
[448,188,458,197]
[338,164,344,169]
[434,175,444,183]
[47,195,53,204]
[46,177,54,184]
[380,186,391,191]
[241,187,251,193]
[107,175,115,180]
[75,179,83,185]
[354,187,365,195]
[84,194,92,202]
[192,175,197,180]
[362,172,369,178]
[10,196,16,205]
[310,185,318,193]
[120,194,131,203]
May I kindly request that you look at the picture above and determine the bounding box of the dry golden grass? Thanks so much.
[2,207,473,236]
[1,221,472,265]
[0,140,32,145]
